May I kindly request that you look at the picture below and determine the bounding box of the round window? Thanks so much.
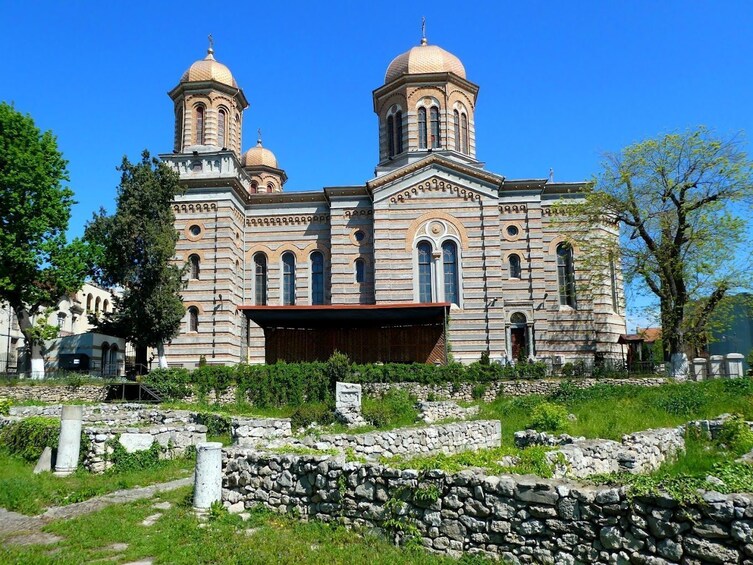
[189,225,202,237]
[506,225,519,237]
[354,230,365,242]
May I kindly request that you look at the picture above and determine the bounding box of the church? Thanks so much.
[160,35,626,368]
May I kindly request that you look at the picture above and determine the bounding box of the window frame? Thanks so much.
[310,251,325,305]
[282,252,296,306]
[509,253,522,279]
[557,243,577,308]
[254,253,267,306]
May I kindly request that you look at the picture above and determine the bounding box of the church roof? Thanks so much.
[385,39,466,83]
[180,47,238,88]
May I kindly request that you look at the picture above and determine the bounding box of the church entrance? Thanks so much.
[511,327,528,361]
[510,312,530,361]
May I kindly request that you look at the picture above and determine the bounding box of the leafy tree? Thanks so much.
[86,151,185,370]
[0,102,89,378]
[565,127,753,377]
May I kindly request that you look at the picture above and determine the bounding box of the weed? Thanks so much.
[528,402,568,432]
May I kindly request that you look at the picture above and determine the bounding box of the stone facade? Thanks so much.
[158,37,627,368]
[417,401,479,424]
[223,450,753,563]
[265,420,501,460]
[231,417,292,446]
[515,427,686,479]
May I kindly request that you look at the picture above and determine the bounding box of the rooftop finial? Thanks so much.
[257,128,263,146]
[420,17,427,45]
[207,34,214,56]
[549,168,554,183]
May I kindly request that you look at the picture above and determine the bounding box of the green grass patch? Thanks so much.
[383,445,556,478]
[478,377,753,446]
[0,486,496,564]
[0,449,194,515]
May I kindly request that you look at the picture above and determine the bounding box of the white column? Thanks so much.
[692,358,707,381]
[726,353,745,379]
[193,442,223,510]
[709,355,725,378]
[54,405,83,477]
[669,352,689,380]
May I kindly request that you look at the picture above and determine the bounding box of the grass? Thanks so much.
[478,377,753,446]
[0,486,496,565]
[0,449,195,515]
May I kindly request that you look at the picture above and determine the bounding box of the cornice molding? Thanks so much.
[246,214,330,227]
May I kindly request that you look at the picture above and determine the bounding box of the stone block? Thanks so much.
[119,433,155,453]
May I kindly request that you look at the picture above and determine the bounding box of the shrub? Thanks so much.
[721,377,753,396]
[326,351,351,386]
[0,417,59,461]
[362,389,418,429]
[106,436,162,473]
[717,414,753,455]
[471,383,487,400]
[142,368,192,400]
[528,402,568,432]
[290,402,335,430]
[193,365,235,400]
[194,412,231,436]
[0,397,10,415]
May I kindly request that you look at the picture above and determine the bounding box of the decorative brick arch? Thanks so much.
[405,211,469,252]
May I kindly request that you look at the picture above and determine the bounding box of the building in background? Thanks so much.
[161,36,627,368]
[0,282,124,376]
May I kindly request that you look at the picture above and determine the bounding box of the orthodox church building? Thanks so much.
[160,36,626,367]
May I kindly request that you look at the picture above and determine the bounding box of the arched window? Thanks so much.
[103,300,109,313]
[387,115,395,157]
[254,253,267,305]
[395,111,403,154]
[557,244,577,307]
[461,113,469,154]
[509,254,521,279]
[418,241,433,302]
[311,251,324,305]
[282,252,296,305]
[511,312,527,324]
[355,258,365,283]
[188,254,200,279]
[442,241,459,306]
[95,297,101,314]
[267,182,275,192]
[418,107,427,149]
[218,109,227,148]
[86,294,92,312]
[195,106,205,144]
[430,107,440,148]
[188,307,199,332]
[453,110,460,150]
[250,181,258,193]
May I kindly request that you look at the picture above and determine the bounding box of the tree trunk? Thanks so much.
[157,342,168,369]
[14,307,45,380]
[134,345,148,374]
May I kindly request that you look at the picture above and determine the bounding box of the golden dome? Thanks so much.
[385,39,466,83]
[243,139,279,169]
[180,48,238,88]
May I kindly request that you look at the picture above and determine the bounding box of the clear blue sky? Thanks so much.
[4,1,752,330]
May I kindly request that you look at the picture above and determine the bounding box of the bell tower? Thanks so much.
[373,30,480,175]
[168,38,249,158]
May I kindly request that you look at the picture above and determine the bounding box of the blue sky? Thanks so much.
[4,1,752,330]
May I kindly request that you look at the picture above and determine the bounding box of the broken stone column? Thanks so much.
[54,405,83,477]
[193,442,222,511]
[726,353,745,379]
[692,358,707,381]
[334,382,367,428]
[709,355,725,378]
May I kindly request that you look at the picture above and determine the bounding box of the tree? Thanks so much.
[86,151,185,370]
[0,102,89,378]
[566,127,753,378]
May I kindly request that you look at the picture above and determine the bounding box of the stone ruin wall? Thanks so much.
[223,449,753,564]
[0,376,670,406]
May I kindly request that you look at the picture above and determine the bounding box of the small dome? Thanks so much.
[385,39,466,83]
[180,48,238,88]
[243,139,278,168]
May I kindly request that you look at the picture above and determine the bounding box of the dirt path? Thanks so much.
[0,476,192,543]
